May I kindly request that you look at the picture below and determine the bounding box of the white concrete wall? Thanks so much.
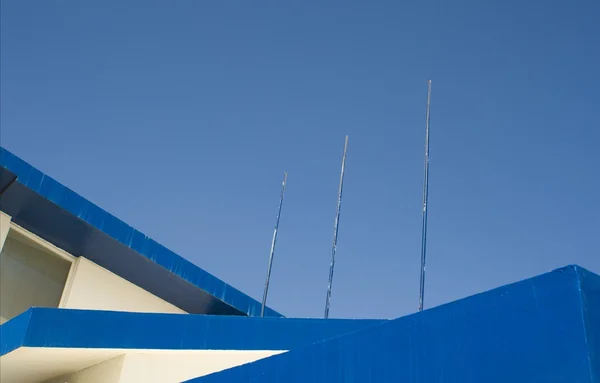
[0,212,11,252]
[0,233,72,324]
[118,351,283,382]
[60,257,186,314]
[40,350,283,383]
[1,347,125,383]
[44,354,125,383]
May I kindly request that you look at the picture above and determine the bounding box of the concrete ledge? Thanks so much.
[0,308,384,382]
[0,308,384,356]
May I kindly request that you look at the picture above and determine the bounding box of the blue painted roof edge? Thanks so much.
[0,309,32,356]
[0,147,282,317]
[575,265,600,381]
[187,265,599,382]
[0,308,385,356]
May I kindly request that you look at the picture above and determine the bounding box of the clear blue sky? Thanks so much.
[1,1,598,319]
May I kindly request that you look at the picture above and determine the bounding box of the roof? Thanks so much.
[0,147,281,317]
[0,308,384,356]
[0,308,384,382]
[187,265,600,382]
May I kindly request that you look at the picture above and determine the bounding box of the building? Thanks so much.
[190,264,600,383]
[1,146,598,382]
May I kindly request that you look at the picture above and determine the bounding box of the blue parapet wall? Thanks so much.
[0,308,385,356]
[580,266,600,381]
[0,147,281,317]
[189,265,600,383]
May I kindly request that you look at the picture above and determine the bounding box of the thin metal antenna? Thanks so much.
[419,80,432,312]
[324,135,349,319]
[261,172,288,317]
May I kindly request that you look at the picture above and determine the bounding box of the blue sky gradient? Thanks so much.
[1,1,598,318]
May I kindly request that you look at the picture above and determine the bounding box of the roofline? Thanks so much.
[0,308,385,356]
[185,265,600,382]
[0,147,282,317]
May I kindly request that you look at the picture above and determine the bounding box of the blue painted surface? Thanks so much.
[579,267,600,381]
[189,265,600,383]
[0,307,384,357]
[0,310,32,357]
[0,147,282,317]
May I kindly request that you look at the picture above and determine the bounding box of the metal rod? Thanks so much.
[419,80,432,312]
[261,172,288,317]
[324,135,349,319]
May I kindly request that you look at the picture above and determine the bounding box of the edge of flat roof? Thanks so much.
[0,147,282,317]
[0,308,385,356]
[186,265,600,382]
